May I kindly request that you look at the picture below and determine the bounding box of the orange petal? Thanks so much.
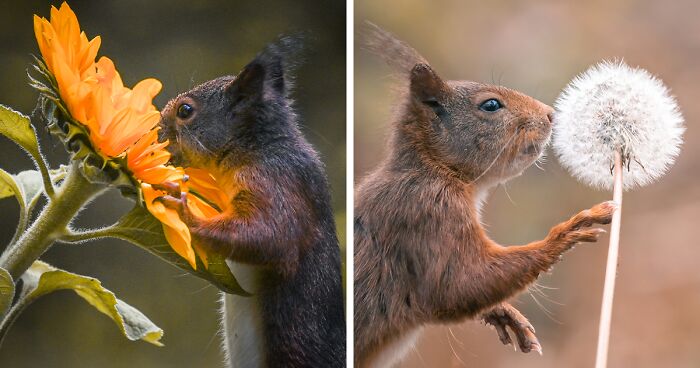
[142,184,196,269]
[185,168,232,211]
[130,79,162,112]
[188,194,221,219]
[136,166,184,185]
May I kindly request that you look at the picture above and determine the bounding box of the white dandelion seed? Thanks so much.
[553,60,685,190]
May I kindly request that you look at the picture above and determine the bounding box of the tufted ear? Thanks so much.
[410,63,449,117]
[410,63,448,102]
[226,54,285,102]
[225,35,304,102]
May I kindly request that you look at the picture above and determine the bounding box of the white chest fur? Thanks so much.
[368,327,423,368]
[221,261,266,368]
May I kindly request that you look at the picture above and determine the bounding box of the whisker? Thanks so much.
[182,125,215,155]
[447,327,465,348]
[529,292,562,324]
[414,344,429,368]
[451,325,478,359]
[466,122,521,184]
[446,328,467,367]
[530,283,564,306]
[204,325,220,353]
[533,281,559,290]
[190,283,213,295]
[501,182,516,205]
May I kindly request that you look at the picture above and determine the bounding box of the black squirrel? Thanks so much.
[157,36,345,368]
[353,24,615,367]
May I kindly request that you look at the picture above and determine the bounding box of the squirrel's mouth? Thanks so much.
[157,119,185,166]
[516,122,551,158]
[168,153,183,167]
[521,142,540,156]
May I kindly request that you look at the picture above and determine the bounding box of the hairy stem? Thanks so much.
[0,290,33,348]
[0,162,104,280]
[58,228,114,243]
[31,149,55,200]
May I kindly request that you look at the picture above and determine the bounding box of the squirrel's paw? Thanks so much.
[570,200,617,230]
[481,303,542,355]
[547,200,616,249]
[155,192,196,225]
[151,181,183,198]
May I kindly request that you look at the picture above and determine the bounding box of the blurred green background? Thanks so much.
[356,0,700,367]
[0,0,345,367]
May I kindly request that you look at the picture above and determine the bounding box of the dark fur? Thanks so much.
[354,25,615,367]
[159,36,345,367]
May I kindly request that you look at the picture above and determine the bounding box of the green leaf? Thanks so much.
[0,169,43,208]
[13,170,43,210]
[0,268,14,318]
[0,169,32,244]
[108,205,250,296]
[0,167,66,206]
[0,104,55,198]
[0,169,54,245]
[0,105,41,160]
[19,261,163,346]
[0,169,23,203]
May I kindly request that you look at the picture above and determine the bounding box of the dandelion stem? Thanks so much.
[0,162,104,281]
[595,150,623,368]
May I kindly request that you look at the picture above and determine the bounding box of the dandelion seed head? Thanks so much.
[553,60,684,190]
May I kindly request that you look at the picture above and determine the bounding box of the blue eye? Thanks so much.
[479,99,502,112]
[177,103,194,119]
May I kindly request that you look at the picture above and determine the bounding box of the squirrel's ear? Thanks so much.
[226,56,285,101]
[410,63,447,103]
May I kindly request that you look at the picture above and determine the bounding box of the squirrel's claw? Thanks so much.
[569,201,616,230]
[546,200,616,251]
[151,181,183,197]
[156,192,189,218]
[482,303,542,355]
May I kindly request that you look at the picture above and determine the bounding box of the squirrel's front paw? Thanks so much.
[481,303,541,355]
[151,181,183,198]
[155,192,196,226]
[547,200,617,249]
[575,201,617,228]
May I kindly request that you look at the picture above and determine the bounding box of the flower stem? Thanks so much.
[59,228,114,243]
[0,289,33,348]
[0,162,104,280]
[595,151,623,368]
[31,149,55,200]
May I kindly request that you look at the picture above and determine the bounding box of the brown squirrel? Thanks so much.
[157,36,345,367]
[354,24,616,367]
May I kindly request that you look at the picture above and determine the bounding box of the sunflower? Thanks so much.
[33,2,229,270]
[33,2,100,124]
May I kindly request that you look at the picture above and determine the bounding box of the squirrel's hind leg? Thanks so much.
[481,303,542,354]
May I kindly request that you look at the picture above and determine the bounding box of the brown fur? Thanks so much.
[354,25,615,367]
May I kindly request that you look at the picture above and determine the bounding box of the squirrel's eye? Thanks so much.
[176,103,194,119]
[479,99,502,112]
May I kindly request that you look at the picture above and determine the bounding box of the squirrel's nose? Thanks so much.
[535,101,554,124]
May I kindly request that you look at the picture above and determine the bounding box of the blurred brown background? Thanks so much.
[355,0,700,367]
[0,0,345,367]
